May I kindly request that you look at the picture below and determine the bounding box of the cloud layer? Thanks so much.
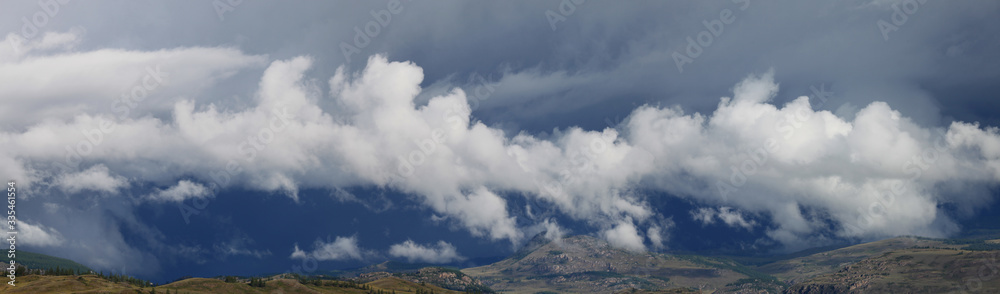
[2,27,1000,274]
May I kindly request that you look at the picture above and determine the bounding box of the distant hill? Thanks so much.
[762,236,1000,287]
[757,236,931,285]
[462,234,1000,293]
[354,266,487,291]
[14,251,92,274]
[353,260,451,274]
[5,236,1000,293]
[0,274,465,294]
[2,251,483,293]
[462,234,784,293]
[784,238,1000,293]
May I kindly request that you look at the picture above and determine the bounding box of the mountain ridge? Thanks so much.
[5,235,1000,293]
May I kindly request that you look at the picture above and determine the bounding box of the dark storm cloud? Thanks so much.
[5,1,996,130]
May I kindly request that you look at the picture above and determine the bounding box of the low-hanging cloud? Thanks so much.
[53,164,128,195]
[5,220,65,247]
[388,240,464,264]
[290,236,366,262]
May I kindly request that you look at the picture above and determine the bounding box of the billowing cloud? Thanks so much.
[10,220,64,247]
[603,219,646,252]
[388,240,464,264]
[1,1,997,282]
[5,48,1000,255]
[291,236,366,261]
[53,164,127,194]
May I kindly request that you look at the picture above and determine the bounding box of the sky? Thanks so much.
[2,0,1000,283]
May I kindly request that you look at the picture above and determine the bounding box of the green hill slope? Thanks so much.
[14,251,92,273]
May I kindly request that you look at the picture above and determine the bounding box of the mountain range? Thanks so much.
[4,235,999,293]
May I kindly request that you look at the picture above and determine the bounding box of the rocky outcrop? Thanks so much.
[783,283,848,294]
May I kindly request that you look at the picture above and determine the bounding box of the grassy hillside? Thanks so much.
[0,275,464,294]
[365,277,457,293]
[2,251,478,293]
[0,275,133,294]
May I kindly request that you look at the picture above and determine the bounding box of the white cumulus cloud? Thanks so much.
[291,236,366,261]
[5,48,1000,253]
[54,164,128,195]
